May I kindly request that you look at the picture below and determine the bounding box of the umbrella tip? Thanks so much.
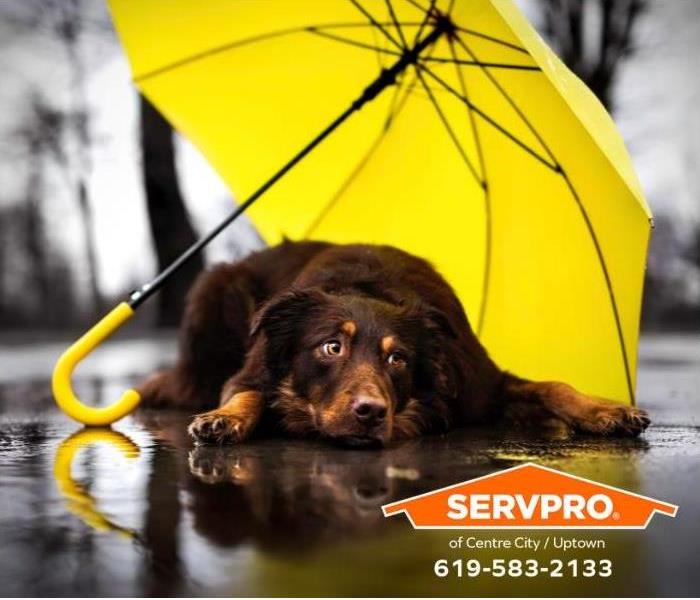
[430,8,458,41]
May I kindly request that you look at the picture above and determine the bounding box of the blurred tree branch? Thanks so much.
[539,0,646,109]
[4,92,76,327]
[0,0,106,317]
[55,0,103,313]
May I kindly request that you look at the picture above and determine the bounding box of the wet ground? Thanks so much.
[0,333,698,597]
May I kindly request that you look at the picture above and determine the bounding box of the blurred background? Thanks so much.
[0,0,698,335]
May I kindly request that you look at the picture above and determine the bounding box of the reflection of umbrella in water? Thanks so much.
[53,0,651,425]
[53,428,141,538]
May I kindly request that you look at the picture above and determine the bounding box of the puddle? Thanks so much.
[0,335,698,596]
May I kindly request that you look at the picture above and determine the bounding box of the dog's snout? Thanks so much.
[352,396,387,425]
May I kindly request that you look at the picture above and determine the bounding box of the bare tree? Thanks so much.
[9,92,76,327]
[53,0,103,313]
[18,97,57,312]
[0,0,108,317]
[140,95,203,327]
[1,1,203,327]
[538,0,646,109]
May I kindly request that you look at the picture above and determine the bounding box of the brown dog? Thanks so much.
[140,240,649,447]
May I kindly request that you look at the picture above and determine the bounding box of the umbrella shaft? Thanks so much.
[129,23,446,308]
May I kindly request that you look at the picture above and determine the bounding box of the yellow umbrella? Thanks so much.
[52,0,651,425]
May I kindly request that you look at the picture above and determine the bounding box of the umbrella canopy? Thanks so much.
[108,0,651,405]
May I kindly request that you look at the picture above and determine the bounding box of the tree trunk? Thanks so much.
[77,179,103,314]
[139,94,203,327]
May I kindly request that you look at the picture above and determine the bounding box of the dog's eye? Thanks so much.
[387,352,406,367]
[321,340,343,357]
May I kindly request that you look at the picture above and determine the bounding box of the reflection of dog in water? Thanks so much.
[137,411,458,551]
[140,241,649,447]
[186,441,409,550]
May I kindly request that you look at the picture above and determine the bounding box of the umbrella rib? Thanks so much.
[403,0,504,335]
[448,39,491,337]
[306,28,403,57]
[369,20,386,69]
[133,22,410,82]
[455,26,529,54]
[349,0,403,51]
[423,56,542,70]
[130,23,529,84]
[559,171,636,403]
[414,67,484,188]
[452,35,556,163]
[416,64,559,171]
[306,29,536,71]
[303,72,418,239]
[403,0,428,11]
[402,0,528,54]
[452,35,635,402]
[382,68,420,131]
[302,140,386,239]
[386,0,409,48]
[448,43,487,184]
[410,0,436,45]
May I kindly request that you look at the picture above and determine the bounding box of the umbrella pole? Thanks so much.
[52,19,450,426]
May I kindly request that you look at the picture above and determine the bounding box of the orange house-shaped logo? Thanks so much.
[382,463,677,529]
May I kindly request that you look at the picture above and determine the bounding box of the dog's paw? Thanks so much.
[188,448,229,483]
[188,447,257,485]
[580,405,650,437]
[188,411,251,444]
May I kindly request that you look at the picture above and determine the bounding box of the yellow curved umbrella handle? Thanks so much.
[52,302,141,426]
[54,427,140,538]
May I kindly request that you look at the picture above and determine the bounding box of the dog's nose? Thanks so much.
[352,396,387,425]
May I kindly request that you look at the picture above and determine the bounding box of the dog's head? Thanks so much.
[251,288,456,447]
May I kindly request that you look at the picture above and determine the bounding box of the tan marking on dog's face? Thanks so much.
[381,336,395,354]
[341,321,357,338]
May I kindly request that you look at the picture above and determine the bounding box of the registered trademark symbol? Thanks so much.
[613,511,620,520]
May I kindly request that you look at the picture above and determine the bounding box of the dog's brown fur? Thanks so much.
[139,240,649,446]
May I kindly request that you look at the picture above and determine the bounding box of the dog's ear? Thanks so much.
[402,300,459,340]
[421,305,459,340]
[402,301,459,399]
[250,288,330,366]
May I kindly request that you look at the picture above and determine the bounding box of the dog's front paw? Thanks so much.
[188,448,229,483]
[581,405,650,437]
[188,447,257,484]
[188,411,251,444]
